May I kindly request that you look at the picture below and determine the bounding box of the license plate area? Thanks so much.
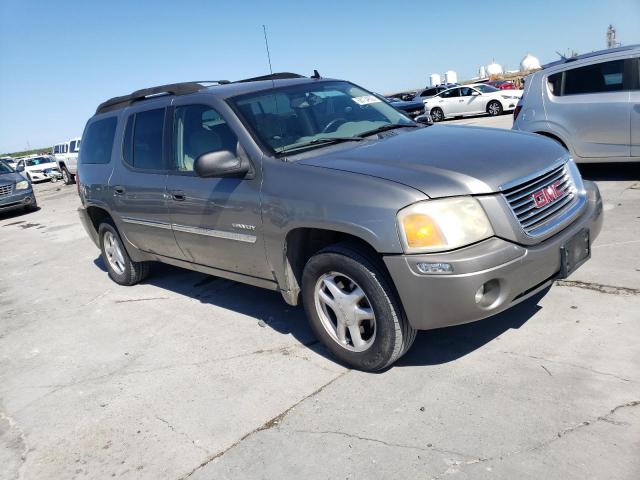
[559,229,590,278]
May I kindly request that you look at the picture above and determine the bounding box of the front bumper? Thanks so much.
[384,180,603,330]
[0,189,35,212]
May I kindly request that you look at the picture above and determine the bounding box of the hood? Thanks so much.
[297,125,568,198]
[0,171,28,185]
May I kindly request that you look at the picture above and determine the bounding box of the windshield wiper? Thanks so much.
[278,136,366,154]
[357,123,417,138]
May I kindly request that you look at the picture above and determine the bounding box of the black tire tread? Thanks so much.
[99,221,150,286]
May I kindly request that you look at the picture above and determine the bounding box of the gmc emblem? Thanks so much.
[532,180,565,208]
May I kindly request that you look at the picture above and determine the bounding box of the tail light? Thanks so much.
[513,105,522,123]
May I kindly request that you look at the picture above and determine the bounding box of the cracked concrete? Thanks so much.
[1,117,639,480]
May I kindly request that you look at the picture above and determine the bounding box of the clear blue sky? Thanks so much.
[1,0,638,153]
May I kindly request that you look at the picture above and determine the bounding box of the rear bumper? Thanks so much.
[384,180,603,330]
[0,190,35,212]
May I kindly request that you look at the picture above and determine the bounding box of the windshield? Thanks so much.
[0,161,14,173]
[26,156,54,167]
[230,81,414,155]
[474,84,500,93]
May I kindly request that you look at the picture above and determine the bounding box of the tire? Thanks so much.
[487,100,503,116]
[301,243,416,371]
[24,198,38,212]
[430,107,444,122]
[98,221,150,286]
[61,167,75,185]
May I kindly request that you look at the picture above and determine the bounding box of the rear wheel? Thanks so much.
[487,100,503,116]
[430,107,444,122]
[302,243,416,371]
[61,167,74,185]
[99,221,150,286]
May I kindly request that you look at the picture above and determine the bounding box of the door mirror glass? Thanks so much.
[194,150,248,178]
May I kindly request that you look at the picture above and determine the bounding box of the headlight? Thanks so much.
[15,180,29,190]
[397,197,493,253]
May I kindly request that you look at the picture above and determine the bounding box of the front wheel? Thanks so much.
[430,107,444,122]
[61,167,75,185]
[487,100,503,116]
[302,243,416,371]
[99,221,150,286]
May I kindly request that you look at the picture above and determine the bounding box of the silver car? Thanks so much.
[513,44,640,162]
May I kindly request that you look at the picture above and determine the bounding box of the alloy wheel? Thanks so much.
[103,231,126,275]
[314,272,376,352]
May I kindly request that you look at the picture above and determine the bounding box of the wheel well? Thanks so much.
[86,206,113,233]
[534,131,569,150]
[283,228,384,305]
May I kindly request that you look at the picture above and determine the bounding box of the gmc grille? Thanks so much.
[503,163,578,236]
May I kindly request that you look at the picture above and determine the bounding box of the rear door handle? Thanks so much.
[171,190,186,201]
[114,186,126,195]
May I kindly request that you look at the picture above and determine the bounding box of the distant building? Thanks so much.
[445,70,458,84]
[486,61,503,76]
[429,73,441,87]
[520,53,541,71]
[478,65,487,78]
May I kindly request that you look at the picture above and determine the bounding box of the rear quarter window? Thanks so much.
[79,117,117,164]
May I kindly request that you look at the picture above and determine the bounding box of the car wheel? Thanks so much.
[430,107,444,122]
[487,100,503,116]
[24,198,38,212]
[99,221,150,286]
[62,167,74,185]
[302,243,416,371]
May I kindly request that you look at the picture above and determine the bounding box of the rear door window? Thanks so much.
[122,109,166,170]
[557,60,625,96]
[79,117,117,164]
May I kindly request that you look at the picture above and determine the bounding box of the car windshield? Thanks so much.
[0,161,14,173]
[230,81,414,155]
[474,84,500,93]
[26,157,54,166]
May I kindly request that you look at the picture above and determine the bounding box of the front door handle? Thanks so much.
[171,190,186,201]
[114,186,126,195]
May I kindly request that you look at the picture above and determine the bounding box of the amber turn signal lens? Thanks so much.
[402,213,444,248]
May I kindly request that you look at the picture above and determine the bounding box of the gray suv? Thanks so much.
[77,73,603,371]
[513,44,640,162]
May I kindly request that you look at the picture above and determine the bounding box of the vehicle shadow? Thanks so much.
[95,256,548,369]
[94,258,317,347]
[396,289,546,368]
[0,206,40,221]
[578,162,639,181]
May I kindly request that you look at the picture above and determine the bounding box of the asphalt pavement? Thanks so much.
[1,116,638,480]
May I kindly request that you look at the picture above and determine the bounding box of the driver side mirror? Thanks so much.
[194,150,249,178]
[472,91,481,96]
[415,114,433,126]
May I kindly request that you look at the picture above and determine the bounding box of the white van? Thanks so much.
[52,137,81,184]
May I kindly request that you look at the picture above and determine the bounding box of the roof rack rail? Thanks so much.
[95,80,231,114]
[542,43,640,69]
[235,72,305,83]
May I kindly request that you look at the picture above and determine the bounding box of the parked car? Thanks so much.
[424,84,522,122]
[0,156,17,169]
[388,92,417,101]
[77,74,602,371]
[412,84,456,102]
[52,137,81,184]
[15,155,60,182]
[488,80,516,90]
[0,159,37,213]
[513,44,640,163]
[384,96,425,118]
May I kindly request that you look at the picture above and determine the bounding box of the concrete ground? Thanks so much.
[1,116,639,480]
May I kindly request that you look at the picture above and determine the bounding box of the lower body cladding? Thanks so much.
[0,190,36,212]
[384,181,603,331]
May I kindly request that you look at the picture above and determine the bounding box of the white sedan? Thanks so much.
[423,84,522,122]
[15,155,60,182]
